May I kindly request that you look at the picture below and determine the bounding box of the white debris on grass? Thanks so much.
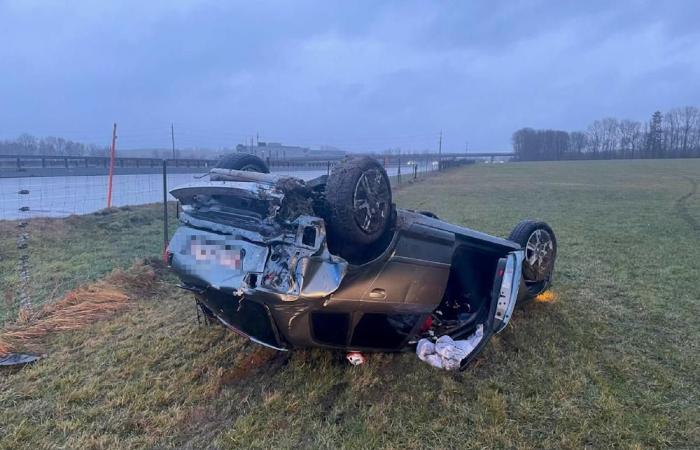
[416,324,484,370]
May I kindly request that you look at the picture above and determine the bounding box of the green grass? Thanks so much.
[1,160,699,449]
[0,204,176,323]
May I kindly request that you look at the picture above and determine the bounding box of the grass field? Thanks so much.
[1,160,699,449]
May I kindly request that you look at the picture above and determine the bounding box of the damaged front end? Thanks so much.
[168,171,348,350]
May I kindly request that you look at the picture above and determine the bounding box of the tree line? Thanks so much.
[0,134,224,159]
[512,106,700,160]
[0,134,109,157]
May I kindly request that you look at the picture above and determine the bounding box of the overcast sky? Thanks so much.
[1,0,699,152]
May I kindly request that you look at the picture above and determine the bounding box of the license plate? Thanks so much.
[189,236,245,270]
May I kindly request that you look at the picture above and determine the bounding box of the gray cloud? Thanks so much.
[1,0,699,151]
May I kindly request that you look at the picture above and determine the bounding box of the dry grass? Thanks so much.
[0,260,158,357]
[0,204,169,324]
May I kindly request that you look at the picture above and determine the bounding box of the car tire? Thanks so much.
[215,153,269,173]
[325,157,393,245]
[508,220,557,298]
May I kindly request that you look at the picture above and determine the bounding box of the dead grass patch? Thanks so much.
[219,347,280,385]
[0,260,159,356]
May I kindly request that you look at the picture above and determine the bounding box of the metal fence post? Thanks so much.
[162,160,169,261]
[397,156,401,184]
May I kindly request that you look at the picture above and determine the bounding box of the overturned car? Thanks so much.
[167,155,557,370]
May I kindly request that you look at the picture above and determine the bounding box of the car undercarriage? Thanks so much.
[167,155,557,370]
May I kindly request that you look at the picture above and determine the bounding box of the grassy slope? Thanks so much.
[1,160,699,449]
[0,205,174,323]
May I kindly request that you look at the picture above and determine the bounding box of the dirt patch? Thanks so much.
[219,347,289,385]
[0,259,160,356]
[199,347,289,400]
[318,381,349,422]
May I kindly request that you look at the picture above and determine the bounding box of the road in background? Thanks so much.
[0,164,436,220]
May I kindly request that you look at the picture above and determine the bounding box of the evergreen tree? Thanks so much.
[647,111,663,158]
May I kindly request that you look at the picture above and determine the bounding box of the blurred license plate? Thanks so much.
[189,236,245,270]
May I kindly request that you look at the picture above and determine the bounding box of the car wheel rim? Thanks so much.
[352,169,389,234]
[523,229,554,282]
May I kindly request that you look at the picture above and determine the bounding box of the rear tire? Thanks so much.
[215,153,269,173]
[508,220,557,298]
[325,157,393,246]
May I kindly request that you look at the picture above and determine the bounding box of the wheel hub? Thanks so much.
[524,229,554,282]
[352,169,388,234]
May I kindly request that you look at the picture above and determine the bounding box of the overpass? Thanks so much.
[0,152,515,178]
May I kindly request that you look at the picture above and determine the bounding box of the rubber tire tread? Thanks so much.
[215,153,269,173]
[325,157,392,245]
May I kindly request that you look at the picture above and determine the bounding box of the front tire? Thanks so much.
[508,220,557,298]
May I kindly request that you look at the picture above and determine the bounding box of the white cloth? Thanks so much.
[416,324,484,370]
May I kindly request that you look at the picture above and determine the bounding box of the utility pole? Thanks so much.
[438,131,442,171]
[171,123,176,159]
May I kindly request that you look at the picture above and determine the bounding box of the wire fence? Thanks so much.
[0,157,468,325]
[0,159,447,220]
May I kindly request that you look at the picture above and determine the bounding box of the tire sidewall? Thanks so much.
[508,220,557,298]
[215,154,270,173]
[326,157,393,246]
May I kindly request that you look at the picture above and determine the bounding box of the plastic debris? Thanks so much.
[346,351,365,366]
[0,353,41,367]
[416,324,484,370]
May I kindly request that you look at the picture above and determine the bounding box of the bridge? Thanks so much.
[0,152,515,178]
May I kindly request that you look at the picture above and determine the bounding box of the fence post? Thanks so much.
[397,156,401,184]
[414,164,417,179]
[327,161,331,176]
[162,159,169,262]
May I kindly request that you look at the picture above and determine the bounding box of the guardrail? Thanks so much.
[0,152,513,176]
[0,155,214,170]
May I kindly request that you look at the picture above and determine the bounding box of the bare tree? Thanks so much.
[619,120,642,158]
[678,106,699,157]
[512,105,700,161]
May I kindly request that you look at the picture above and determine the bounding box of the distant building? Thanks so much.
[236,142,345,160]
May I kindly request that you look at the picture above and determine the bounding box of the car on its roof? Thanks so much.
[167,154,557,370]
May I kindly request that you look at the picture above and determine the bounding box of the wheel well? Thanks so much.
[325,207,397,265]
